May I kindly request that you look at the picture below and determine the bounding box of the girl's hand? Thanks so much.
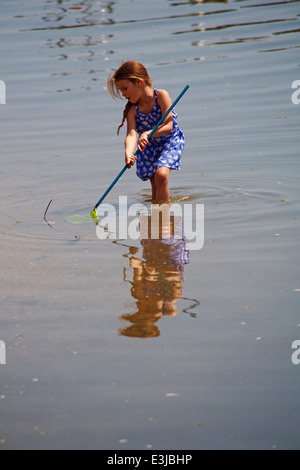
[125,153,136,168]
[137,132,149,152]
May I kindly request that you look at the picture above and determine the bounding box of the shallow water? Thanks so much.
[1,0,300,450]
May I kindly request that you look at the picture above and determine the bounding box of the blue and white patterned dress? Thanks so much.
[135,89,185,181]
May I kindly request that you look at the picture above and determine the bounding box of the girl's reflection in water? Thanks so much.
[118,206,190,338]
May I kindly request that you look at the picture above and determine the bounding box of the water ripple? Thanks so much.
[21,9,236,32]
[173,17,297,36]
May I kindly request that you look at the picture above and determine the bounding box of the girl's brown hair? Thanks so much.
[107,61,153,135]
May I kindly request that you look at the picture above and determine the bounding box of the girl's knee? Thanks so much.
[155,168,170,185]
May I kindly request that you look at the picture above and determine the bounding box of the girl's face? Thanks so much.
[116,79,141,103]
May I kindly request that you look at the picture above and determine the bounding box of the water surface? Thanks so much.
[0,0,300,450]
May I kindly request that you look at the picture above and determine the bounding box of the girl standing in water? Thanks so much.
[107,61,185,202]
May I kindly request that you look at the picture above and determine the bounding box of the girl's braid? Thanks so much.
[117,100,133,135]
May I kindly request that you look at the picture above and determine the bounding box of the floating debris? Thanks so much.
[43,199,54,229]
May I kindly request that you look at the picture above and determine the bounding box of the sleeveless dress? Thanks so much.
[135,89,185,181]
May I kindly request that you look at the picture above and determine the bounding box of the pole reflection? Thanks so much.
[118,205,190,338]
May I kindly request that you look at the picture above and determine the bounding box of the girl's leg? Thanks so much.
[154,167,171,202]
[150,175,157,201]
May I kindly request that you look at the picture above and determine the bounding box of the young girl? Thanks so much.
[107,61,185,202]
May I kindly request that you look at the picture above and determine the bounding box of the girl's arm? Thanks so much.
[125,105,137,168]
[155,89,173,136]
[137,89,173,152]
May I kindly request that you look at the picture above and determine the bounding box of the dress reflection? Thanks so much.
[118,206,190,338]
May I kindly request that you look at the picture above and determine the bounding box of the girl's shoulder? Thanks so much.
[156,88,170,100]
[127,102,137,117]
[156,88,172,108]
